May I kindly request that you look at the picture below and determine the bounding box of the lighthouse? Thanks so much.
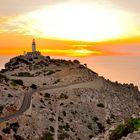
[25,39,44,59]
[32,39,36,52]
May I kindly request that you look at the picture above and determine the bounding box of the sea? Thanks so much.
[0,56,140,89]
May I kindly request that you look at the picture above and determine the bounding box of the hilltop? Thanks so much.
[0,55,140,140]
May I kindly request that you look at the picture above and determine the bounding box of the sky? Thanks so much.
[0,0,140,56]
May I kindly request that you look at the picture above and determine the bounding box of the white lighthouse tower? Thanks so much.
[32,39,36,52]
[25,39,44,59]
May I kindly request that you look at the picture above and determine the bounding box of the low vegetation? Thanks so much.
[47,70,55,75]
[53,79,60,84]
[13,134,24,140]
[40,132,53,140]
[109,118,140,140]
[60,93,68,99]
[73,59,80,64]
[10,122,20,133]
[0,74,8,82]
[17,72,32,77]
[2,127,11,134]
[0,105,4,114]
[11,79,23,86]
[30,84,37,89]
[97,103,104,108]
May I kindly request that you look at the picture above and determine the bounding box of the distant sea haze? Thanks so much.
[0,56,140,89]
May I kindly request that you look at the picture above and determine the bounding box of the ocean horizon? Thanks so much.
[0,55,140,89]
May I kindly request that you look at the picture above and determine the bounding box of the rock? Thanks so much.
[0,55,140,140]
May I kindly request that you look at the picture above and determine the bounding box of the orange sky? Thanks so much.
[0,0,140,56]
[0,32,140,56]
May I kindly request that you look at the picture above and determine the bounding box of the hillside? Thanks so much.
[0,55,140,140]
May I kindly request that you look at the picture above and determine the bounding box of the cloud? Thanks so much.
[0,0,140,17]
[110,0,140,13]
[0,0,140,44]
[0,0,66,16]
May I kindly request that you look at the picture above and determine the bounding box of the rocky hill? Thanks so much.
[0,55,140,140]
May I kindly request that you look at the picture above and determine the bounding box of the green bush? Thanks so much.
[73,59,80,64]
[17,72,32,77]
[53,79,60,84]
[13,134,24,140]
[11,79,23,86]
[0,74,8,82]
[47,70,55,75]
[40,132,53,140]
[58,133,70,139]
[0,105,4,114]
[30,84,37,89]
[60,93,68,99]
[0,135,2,140]
[44,93,50,98]
[109,118,140,140]
[59,123,70,131]
[97,103,104,108]
[10,122,20,133]
[2,127,11,134]
[0,74,7,79]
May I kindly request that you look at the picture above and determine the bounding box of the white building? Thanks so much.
[32,38,36,52]
[24,39,44,59]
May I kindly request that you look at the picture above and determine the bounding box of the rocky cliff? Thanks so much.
[0,55,140,140]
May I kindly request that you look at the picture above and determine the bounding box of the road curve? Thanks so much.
[0,81,96,123]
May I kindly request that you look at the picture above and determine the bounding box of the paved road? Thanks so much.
[0,81,98,123]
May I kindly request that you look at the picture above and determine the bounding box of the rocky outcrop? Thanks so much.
[0,55,140,140]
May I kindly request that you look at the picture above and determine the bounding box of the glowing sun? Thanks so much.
[8,1,139,42]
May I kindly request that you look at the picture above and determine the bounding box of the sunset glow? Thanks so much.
[0,0,140,56]
[4,1,140,42]
[40,49,103,57]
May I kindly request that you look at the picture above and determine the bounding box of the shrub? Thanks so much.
[58,133,70,139]
[11,79,23,86]
[12,62,19,66]
[17,72,32,77]
[109,118,140,140]
[40,132,53,140]
[29,58,33,61]
[50,126,54,133]
[0,74,8,82]
[0,74,7,79]
[78,65,85,69]
[10,122,20,133]
[1,69,8,73]
[87,124,93,130]
[30,84,37,89]
[8,94,13,97]
[97,103,104,108]
[16,57,30,65]
[59,123,70,131]
[97,122,105,133]
[53,79,60,84]
[60,93,68,99]
[44,93,50,98]
[63,111,66,116]
[73,59,80,64]
[46,56,50,59]
[0,105,4,113]
[2,127,11,134]
[49,118,55,122]
[47,70,55,75]
[13,134,24,140]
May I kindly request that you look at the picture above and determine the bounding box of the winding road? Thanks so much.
[0,80,102,123]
